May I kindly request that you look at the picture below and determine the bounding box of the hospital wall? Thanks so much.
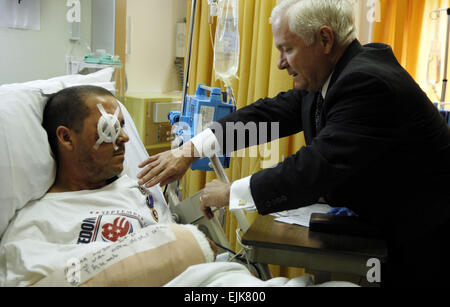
[125,0,187,94]
[0,0,368,92]
[0,0,92,85]
[0,0,187,95]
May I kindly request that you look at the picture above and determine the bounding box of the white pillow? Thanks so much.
[0,80,64,95]
[0,67,115,94]
[0,88,56,236]
[49,67,115,88]
[0,68,118,237]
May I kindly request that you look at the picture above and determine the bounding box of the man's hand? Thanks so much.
[137,142,197,188]
[200,179,231,219]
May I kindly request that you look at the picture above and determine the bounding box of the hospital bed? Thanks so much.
[0,68,358,287]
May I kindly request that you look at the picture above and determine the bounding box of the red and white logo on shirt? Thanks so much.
[77,212,145,244]
[101,217,132,242]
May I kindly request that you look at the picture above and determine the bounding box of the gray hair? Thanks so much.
[270,0,357,47]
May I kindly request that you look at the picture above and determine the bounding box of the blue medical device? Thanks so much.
[168,84,235,171]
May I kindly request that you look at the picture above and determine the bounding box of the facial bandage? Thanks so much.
[94,104,121,151]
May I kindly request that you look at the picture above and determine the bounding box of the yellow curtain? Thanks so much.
[372,0,450,102]
[183,0,306,279]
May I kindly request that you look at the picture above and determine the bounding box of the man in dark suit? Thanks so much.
[137,0,450,287]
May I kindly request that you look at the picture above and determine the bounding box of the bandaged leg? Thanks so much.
[32,224,215,287]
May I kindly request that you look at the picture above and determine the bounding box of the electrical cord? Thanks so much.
[211,239,263,279]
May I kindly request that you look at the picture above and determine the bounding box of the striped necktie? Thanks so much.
[315,93,324,134]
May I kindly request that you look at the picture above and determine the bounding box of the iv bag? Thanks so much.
[427,39,442,85]
[214,0,240,86]
[427,15,442,85]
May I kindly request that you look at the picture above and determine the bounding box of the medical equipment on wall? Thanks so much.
[84,52,121,66]
[66,48,124,95]
[170,0,239,171]
[169,84,234,171]
[175,20,187,90]
[67,47,122,71]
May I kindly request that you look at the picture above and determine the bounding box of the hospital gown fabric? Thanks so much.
[0,175,172,286]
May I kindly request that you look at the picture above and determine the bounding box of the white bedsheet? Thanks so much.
[164,262,359,287]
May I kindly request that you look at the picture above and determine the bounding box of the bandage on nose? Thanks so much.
[94,104,121,151]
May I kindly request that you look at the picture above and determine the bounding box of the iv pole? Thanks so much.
[440,9,450,108]
[170,0,250,233]
[166,0,197,208]
[434,8,450,109]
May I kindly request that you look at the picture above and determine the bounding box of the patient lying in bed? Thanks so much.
[0,84,357,288]
[0,86,204,286]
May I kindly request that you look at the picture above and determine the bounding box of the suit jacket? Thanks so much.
[216,40,450,284]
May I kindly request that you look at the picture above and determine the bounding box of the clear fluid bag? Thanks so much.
[427,12,442,86]
[214,0,240,86]
[427,39,442,85]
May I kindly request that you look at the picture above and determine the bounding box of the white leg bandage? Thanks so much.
[94,104,121,151]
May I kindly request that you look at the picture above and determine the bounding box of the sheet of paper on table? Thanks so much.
[271,204,332,227]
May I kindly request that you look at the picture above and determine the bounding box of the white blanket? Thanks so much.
[0,175,172,286]
[165,262,359,287]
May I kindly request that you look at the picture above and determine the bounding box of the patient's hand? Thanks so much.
[200,179,231,219]
[137,142,197,188]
